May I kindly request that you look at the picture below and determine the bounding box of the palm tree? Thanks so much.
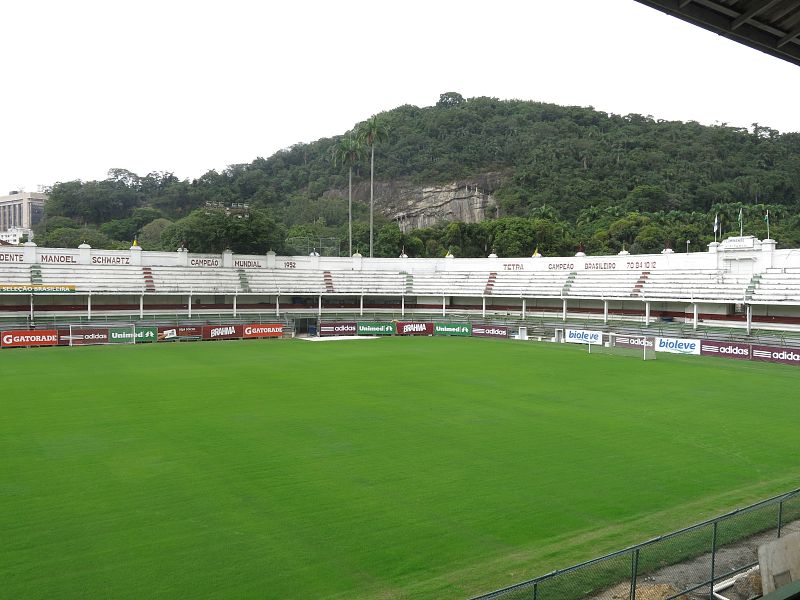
[357,116,389,257]
[329,135,364,255]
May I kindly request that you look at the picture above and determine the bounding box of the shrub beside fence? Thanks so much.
[473,488,800,600]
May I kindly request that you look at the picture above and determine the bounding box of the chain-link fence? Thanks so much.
[473,488,800,600]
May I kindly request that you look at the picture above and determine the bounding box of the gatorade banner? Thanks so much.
[202,325,244,340]
[472,324,508,338]
[242,324,283,338]
[752,344,800,366]
[700,340,750,360]
[1,329,59,348]
[319,322,357,336]
[396,322,433,336]
[357,322,395,336]
[434,322,471,336]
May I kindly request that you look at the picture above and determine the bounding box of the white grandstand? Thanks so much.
[1,235,800,331]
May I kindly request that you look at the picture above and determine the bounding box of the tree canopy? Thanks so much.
[37,94,800,256]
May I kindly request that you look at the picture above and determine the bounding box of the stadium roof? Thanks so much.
[634,0,800,67]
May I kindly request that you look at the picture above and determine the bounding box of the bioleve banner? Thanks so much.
[655,337,700,355]
[700,340,750,360]
[396,322,433,336]
[1,329,59,348]
[357,322,395,336]
[242,324,283,338]
[202,325,244,340]
[751,344,800,366]
[472,324,508,338]
[434,322,471,336]
[319,322,357,336]
[565,329,603,345]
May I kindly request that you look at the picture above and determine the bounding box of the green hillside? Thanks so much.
[38,94,800,255]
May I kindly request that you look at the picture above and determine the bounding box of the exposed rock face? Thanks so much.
[323,173,503,233]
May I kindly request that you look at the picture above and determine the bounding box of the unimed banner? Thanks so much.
[565,329,603,345]
[1,329,59,348]
[108,327,158,344]
[472,324,508,338]
[614,335,654,349]
[396,322,433,336]
[243,324,283,338]
[655,337,700,355]
[69,328,110,346]
[357,322,394,335]
[700,340,750,360]
[319,322,356,336]
[752,344,800,366]
[434,322,471,336]
[202,325,244,340]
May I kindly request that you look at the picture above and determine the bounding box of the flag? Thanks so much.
[738,207,743,227]
[713,213,719,234]
[532,246,539,257]
[764,210,770,223]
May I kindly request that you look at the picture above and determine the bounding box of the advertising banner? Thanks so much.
[434,322,471,336]
[0,284,75,293]
[396,321,434,336]
[655,337,701,355]
[614,335,654,349]
[565,329,603,345]
[472,324,509,338]
[69,327,110,346]
[319,322,357,336]
[751,344,800,367]
[700,340,750,360]
[157,325,203,341]
[242,324,284,338]
[202,325,244,340]
[107,326,158,344]
[1,329,59,348]
[357,322,395,336]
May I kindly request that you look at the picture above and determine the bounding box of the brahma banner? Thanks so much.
[752,344,800,366]
[319,322,356,336]
[700,340,750,360]
[472,324,508,338]
[1,329,59,348]
[395,322,433,336]
[242,324,283,338]
[565,329,603,345]
[655,337,700,355]
[202,325,244,340]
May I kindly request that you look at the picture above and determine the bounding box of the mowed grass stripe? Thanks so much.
[1,337,798,599]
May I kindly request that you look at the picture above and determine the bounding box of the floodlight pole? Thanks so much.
[140,293,144,319]
[87,291,92,320]
[233,292,237,318]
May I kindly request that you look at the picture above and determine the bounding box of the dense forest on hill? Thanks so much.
[36,93,800,257]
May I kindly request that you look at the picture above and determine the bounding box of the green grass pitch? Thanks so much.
[2,337,800,599]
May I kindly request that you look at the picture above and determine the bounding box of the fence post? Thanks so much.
[778,500,784,538]
[710,521,718,597]
[532,581,537,600]
[629,548,639,600]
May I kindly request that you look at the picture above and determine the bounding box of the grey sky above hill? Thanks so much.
[2,0,799,196]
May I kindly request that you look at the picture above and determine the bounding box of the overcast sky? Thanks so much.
[2,0,799,196]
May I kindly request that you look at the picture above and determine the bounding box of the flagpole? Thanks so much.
[766,210,771,239]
